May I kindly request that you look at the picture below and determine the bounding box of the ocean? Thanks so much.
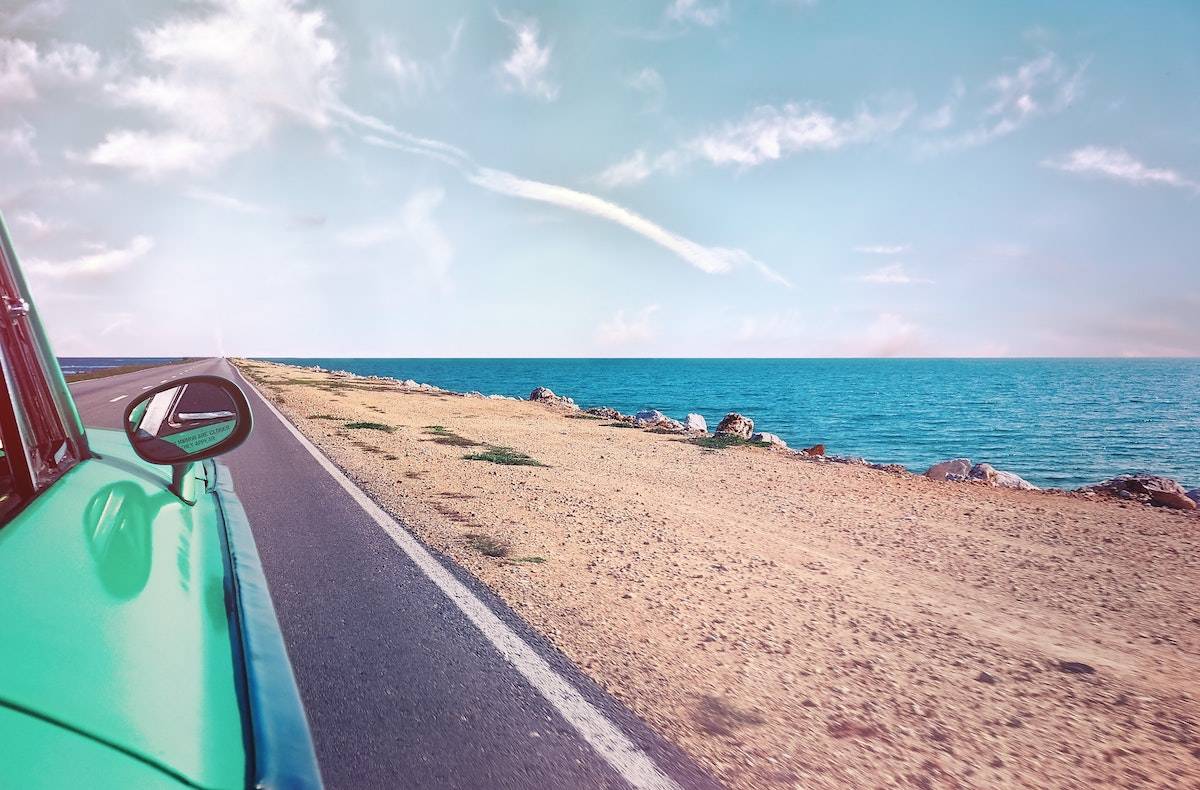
[253,357,1200,491]
[58,357,1199,489]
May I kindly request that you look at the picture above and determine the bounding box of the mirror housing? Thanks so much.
[122,375,252,501]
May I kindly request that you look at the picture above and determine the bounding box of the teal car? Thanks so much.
[0,218,321,788]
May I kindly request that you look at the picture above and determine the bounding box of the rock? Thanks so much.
[586,406,623,420]
[1188,488,1200,506]
[633,409,668,427]
[656,418,686,433]
[871,463,909,475]
[925,458,972,481]
[528,386,577,410]
[1057,660,1095,675]
[684,413,708,434]
[1080,475,1196,510]
[751,432,788,449]
[968,463,1039,490]
[976,671,997,684]
[802,443,825,457]
[715,413,754,439]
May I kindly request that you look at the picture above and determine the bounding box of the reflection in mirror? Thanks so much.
[126,381,239,464]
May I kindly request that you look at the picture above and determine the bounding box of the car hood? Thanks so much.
[0,428,246,788]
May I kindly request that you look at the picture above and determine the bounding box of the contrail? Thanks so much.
[344,108,789,286]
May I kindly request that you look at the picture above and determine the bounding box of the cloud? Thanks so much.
[854,243,909,255]
[665,0,728,27]
[0,119,37,163]
[373,19,463,99]
[846,312,924,357]
[856,262,932,285]
[1042,146,1199,193]
[467,166,789,285]
[82,0,341,177]
[595,304,659,346]
[496,13,558,101]
[12,210,66,240]
[595,150,653,189]
[3,1,66,30]
[597,100,911,184]
[184,187,269,214]
[337,188,453,292]
[24,235,154,279]
[933,52,1085,150]
[628,66,664,95]
[920,77,964,131]
[0,37,99,101]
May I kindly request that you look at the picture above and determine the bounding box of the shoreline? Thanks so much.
[248,358,1198,507]
[233,358,1200,788]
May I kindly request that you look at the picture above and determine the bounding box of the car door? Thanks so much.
[0,218,248,787]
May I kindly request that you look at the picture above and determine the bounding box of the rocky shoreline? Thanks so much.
[293,363,1200,513]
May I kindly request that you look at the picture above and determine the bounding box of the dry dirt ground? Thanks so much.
[234,359,1200,789]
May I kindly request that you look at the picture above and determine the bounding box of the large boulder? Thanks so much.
[715,413,754,439]
[751,432,788,449]
[1081,475,1196,510]
[802,443,825,457]
[656,418,687,433]
[633,409,668,426]
[925,458,972,481]
[684,413,708,434]
[969,463,1039,491]
[586,406,623,420]
[1188,488,1200,506]
[529,386,577,410]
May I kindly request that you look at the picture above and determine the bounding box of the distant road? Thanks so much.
[70,358,715,790]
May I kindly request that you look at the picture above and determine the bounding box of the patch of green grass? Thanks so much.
[344,421,395,433]
[464,532,509,558]
[565,413,605,420]
[463,446,546,466]
[602,422,638,429]
[689,434,770,450]
[308,413,344,421]
[423,425,480,447]
[511,556,546,564]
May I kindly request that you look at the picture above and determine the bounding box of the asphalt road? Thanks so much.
[70,358,717,790]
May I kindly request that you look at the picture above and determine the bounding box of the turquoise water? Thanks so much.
[261,358,1200,490]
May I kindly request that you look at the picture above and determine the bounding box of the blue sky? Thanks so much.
[1,0,1197,357]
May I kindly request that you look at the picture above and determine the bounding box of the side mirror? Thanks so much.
[123,375,252,480]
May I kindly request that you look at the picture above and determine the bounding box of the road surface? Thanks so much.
[70,358,716,790]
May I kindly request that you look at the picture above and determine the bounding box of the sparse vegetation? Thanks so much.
[463,446,546,466]
[308,414,344,421]
[344,421,395,433]
[511,556,546,564]
[603,422,638,429]
[423,425,480,447]
[565,413,605,420]
[690,435,770,450]
[464,532,509,558]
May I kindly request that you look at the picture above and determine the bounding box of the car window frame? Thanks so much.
[0,214,88,522]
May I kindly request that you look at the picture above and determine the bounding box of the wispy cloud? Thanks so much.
[665,0,728,28]
[495,13,558,101]
[2,0,66,30]
[596,100,912,185]
[0,119,37,163]
[81,0,341,177]
[931,52,1085,150]
[1042,146,1199,193]
[12,210,66,240]
[468,167,789,285]
[595,304,660,346]
[627,66,665,111]
[337,188,453,292]
[854,243,909,255]
[856,262,932,285]
[25,235,153,279]
[373,19,463,99]
[920,77,964,131]
[184,187,269,215]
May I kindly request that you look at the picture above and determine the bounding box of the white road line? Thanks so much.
[233,366,681,790]
[141,385,152,390]
[109,394,128,403]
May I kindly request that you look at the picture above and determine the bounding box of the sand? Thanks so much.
[234,359,1200,789]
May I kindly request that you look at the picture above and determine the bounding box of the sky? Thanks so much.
[0,0,1197,357]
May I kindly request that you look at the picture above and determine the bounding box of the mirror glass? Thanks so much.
[125,380,241,464]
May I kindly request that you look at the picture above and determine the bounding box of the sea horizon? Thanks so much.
[61,356,1197,491]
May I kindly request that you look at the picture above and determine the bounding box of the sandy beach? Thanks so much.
[234,359,1199,789]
